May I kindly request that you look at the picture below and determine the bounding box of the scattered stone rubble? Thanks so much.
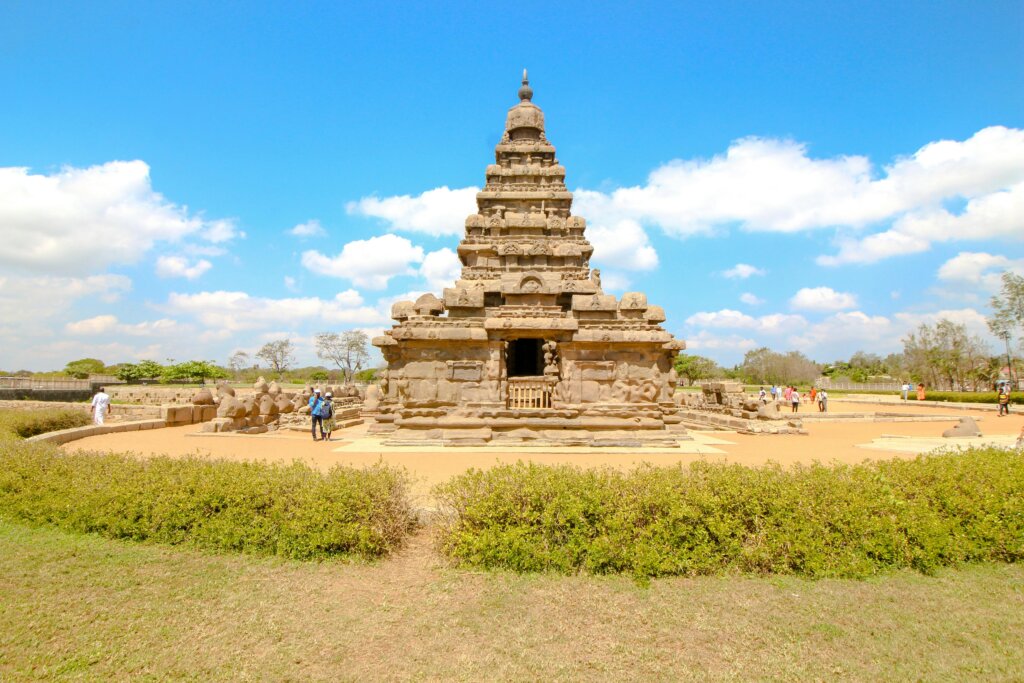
[674,381,807,435]
[196,378,363,434]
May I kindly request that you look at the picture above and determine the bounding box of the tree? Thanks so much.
[672,353,720,386]
[256,339,295,377]
[989,271,1024,385]
[63,358,106,379]
[737,347,820,386]
[160,360,228,384]
[115,360,164,383]
[227,351,251,379]
[314,331,370,383]
[902,319,990,390]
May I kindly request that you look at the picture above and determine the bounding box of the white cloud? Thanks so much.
[419,248,462,291]
[347,186,479,237]
[819,182,1024,265]
[301,234,425,289]
[0,274,131,321]
[739,292,764,305]
[722,263,766,279]
[937,251,1024,290]
[684,330,758,352]
[588,219,659,271]
[598,270,631,292]
[0,160,238,274]
[289,219,326,238]
[284,276,298,292]
[156,255,212,280]
[165,290,388,332]
[570,127,1024,264]
[789,286,858,311]
[65,315,182,337]
[686,309,758,329]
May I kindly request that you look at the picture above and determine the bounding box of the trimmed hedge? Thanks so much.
[0,441,417,560]
[434,448,1024,578]
[922,391,1022,405]
[0,409,91,439]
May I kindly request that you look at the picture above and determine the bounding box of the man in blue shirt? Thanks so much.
[309,388,326,441]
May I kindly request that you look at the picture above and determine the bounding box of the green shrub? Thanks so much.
[434,448,1024,579]
[0,409,91,439]
[0,441,417,560]
[921,391,1022,405]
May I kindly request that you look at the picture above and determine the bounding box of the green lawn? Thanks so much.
[2,520,1021,681]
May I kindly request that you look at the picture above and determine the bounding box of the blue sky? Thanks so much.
[1,1,1022,370]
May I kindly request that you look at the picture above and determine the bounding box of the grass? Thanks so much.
[1,520,1022,681]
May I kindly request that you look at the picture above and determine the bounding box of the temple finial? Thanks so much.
[518,69,533,101]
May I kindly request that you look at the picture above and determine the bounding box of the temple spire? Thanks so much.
[518,69,533,101]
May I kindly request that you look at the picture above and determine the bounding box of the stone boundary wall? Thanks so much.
[0,389,94,402]
[25,419,167,445]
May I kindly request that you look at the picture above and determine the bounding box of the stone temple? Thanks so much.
[370,72,686,446]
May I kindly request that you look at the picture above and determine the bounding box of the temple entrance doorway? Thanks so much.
[506,339,544,377]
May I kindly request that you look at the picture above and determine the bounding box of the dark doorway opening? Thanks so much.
[507,339,544,377]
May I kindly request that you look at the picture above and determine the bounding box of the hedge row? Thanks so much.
[434,448,1024,579]
[921,391,1022,405]
[0,409,91,439]
[0,441,417,560]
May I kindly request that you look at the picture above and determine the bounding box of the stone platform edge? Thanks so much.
[26,419,168,445]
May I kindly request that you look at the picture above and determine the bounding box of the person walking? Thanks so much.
[997,384,1011,416]
[818,388,828,412]
[90,386,111,425]
[810,386,817,405]
[322,391,335,441]
[791,387,801,413]
[901,382,910,401]
[759,387,767,404]
[308,388,326,441]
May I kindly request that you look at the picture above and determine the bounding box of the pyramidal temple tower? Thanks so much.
[371,72,687,446]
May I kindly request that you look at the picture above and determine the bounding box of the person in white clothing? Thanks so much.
[91,387,111,425]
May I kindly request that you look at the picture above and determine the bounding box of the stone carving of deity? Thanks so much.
[591,269,601,289]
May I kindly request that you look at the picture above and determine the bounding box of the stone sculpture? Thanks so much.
[369,73,686,446]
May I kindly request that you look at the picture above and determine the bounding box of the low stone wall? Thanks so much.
[25,419,167,445]
[0,399,161,421]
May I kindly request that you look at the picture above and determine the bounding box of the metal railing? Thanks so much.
[506,377,552,409]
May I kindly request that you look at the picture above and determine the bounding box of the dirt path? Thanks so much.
[63,401,1024,495]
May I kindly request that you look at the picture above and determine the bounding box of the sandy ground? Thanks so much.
[63,400,1024,496]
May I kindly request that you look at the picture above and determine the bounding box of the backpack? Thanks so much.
[321,400,333,419]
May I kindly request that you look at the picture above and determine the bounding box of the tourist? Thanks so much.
[997,384,1011,417]
[759,387,767,404]
[917,383,926,401]
[791,387,800,412]
[322,391,335,440]
[770,385,777,401]
[784,385,792,403]
[818,389,828,412]
[901,382,911,401]
[90,386,111,425]
[309,388,326,441]
[809,386,817,405]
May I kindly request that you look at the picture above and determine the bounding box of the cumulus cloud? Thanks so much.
[740,292,764,305]
[164,290,388,332]
[347,186,479,237]
[0,160,238,274]
[722,263,766,279]
[685,309,807,331]
[289,219,326,238]
[65,315,182,337]
[419,248,462,291]
[789,287,858,311]
[570,126,1024,264]
[156,255,212,280]
[301,234,425,289]
[587,219,659,271]
[0,274,131,321]
[684,330,758,352]
[937,251,1024,290]
[597,270,631,292]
